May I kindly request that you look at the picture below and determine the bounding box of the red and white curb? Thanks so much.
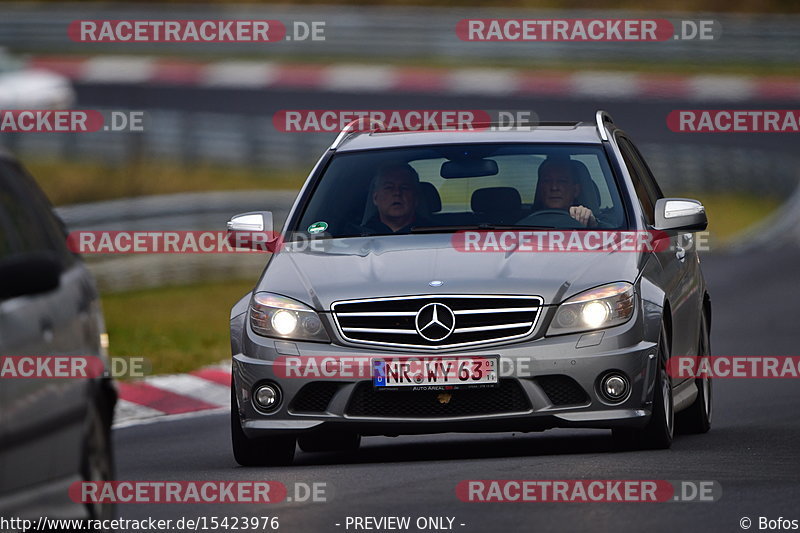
[114,361,231,428]
[27,55,800,101]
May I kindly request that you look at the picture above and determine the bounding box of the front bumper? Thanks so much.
[231,306,661,439]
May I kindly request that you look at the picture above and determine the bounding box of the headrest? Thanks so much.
[418,182,442,213]
[570,160,601,212]
[471,187,522,214]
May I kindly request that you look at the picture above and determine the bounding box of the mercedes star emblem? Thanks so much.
[415,303,456,342]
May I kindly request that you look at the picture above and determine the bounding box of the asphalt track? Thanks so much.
[111,247,800,533]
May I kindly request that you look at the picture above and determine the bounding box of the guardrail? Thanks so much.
[56,190,296,292]
[0,4,798,65]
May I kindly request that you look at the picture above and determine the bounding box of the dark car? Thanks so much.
[228,112,712,465]
[0,147,115,520]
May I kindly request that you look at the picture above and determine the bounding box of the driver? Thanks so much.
[534,159,598,227]
[362,163,426,234]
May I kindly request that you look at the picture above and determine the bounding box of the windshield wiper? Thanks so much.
[410,224,556,233]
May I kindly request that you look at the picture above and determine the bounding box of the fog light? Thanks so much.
[254,384,281,411]
[601,374,629,402]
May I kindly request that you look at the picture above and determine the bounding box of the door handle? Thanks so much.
[40,320,54,343]
[675,246,686,262]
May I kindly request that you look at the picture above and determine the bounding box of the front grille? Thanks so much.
[290,382,343,413]
[536,375,589,406]
[345,378,531,418]
[332,295,542,349]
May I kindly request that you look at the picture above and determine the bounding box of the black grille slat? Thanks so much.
[346,379,531,418]
[290,382,343,413]
[345,327,533,346]
[536,375,589,406]
[333,295,542,349]
[455,312,534,327]
[338,316,415,328]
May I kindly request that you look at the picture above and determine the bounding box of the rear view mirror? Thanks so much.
[441,159,499,178]
[0,251,62,300]
[654,198,708,232]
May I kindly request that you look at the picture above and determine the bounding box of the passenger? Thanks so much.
[534,159,598,227]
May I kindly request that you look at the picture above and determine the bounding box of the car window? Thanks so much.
[627,141,665,200]
[0,197,14,259]
[294,143,628,238]
[617,136,658,226]
[0,159,72,263]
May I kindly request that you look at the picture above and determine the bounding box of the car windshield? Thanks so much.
[294,143,627,238]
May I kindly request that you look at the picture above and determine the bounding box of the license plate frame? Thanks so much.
[371,355,500,391]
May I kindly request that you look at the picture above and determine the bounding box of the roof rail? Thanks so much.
[595,110,614,141]
[329,118,387,150]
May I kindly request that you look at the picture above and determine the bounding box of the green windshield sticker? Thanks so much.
[307,221,328,234]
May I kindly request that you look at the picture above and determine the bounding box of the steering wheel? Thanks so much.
[517,209,585,229]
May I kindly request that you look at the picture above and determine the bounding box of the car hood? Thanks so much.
[256,234,645,310]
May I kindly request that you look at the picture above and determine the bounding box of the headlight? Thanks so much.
[547,282,635,336]
[250,293,330,342]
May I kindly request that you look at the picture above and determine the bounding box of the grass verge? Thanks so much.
[102,279,256,377]
[25,159,307,206]
[680,192,781,244]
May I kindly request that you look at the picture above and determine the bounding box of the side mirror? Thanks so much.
[227,211,273,233]
[654,198,708,232]
[226,211,278,251]
[0,251,62,300]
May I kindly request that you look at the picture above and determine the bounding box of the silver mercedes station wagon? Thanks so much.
[228,112,712,466]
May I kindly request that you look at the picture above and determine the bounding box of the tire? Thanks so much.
[81,393,115,523]
[231,383,295,467]
[298,433,361,453]
[676,312,712,434]
[613,322,674,450]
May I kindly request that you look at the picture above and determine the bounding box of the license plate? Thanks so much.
[372,356,499,390]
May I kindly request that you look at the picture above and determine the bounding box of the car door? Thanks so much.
[0,160,56,499]
[0,157,94,506]
[616,135,701,374]
[628,138,703,364]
